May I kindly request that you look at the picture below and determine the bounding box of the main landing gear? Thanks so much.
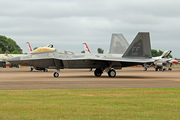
[155,67,172,72]
[94,68,116,77]
[94,68,103,77]
[108,69,116,77]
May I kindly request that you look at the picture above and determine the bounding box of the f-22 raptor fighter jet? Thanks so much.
[8,32,154,77]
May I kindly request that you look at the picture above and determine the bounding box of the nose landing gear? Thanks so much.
[53,72,59,77]
[53,69,60,77]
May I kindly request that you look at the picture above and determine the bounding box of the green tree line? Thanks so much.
[0,35,22,54]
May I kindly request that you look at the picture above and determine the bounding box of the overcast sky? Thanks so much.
[1,0,180,57]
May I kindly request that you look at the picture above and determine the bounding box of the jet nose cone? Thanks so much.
[7,57,20,64]
[172,60,179,64]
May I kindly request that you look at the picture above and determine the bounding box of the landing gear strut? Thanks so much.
[30,67,33,72]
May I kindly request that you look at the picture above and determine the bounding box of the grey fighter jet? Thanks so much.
[8,32,154,77]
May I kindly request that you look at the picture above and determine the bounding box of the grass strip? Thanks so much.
[0,88,180,120]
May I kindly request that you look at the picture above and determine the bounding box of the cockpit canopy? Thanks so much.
[32,47,55,53]
[161,50,172,58]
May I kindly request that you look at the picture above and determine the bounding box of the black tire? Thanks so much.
[54,72,59,77]
[94,68,103,77]
[155,68,158,71]
[108,69,116,77]
[168,68,172,71]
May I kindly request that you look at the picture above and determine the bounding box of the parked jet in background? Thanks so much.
[8,32,154,78]
[143,50,179,71]
[0,53,24,68]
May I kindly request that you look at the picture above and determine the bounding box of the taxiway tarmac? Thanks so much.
[0,67,180,90]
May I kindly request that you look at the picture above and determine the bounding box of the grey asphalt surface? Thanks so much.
[0,67,180,90]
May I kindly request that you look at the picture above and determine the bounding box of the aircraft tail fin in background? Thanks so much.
[109,33,129,54]
[26,42,32,53]
[122,32,152,58]
[83,43,91,53]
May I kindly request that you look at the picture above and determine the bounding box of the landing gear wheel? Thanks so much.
[54,72,59,77]
[168,68,172,71]
[94,68,103,77]
[108,69,116,77]
[155,68,158,71]
[144,67,147,71]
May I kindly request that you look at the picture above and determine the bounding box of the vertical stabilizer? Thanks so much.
[122,32,152,58]
[109,33,129,54]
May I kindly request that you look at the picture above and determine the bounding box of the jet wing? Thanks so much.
[54,56,154,63]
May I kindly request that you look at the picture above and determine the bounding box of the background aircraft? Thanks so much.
[143,50,179,71]
[8,32,154,78]
[0,53,24,68]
